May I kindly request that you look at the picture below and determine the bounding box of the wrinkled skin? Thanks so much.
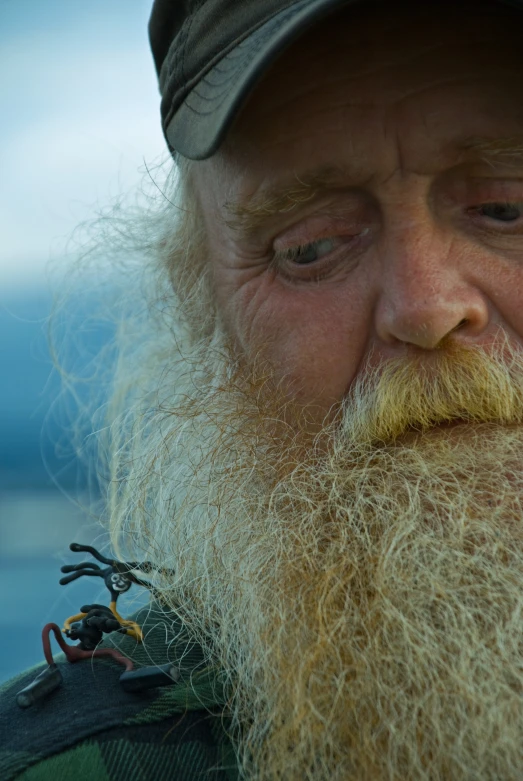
[194,0,523,412]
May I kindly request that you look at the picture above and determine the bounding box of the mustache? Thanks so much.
[339,334,523,444]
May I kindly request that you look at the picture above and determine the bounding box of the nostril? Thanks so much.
[454,318,468,332]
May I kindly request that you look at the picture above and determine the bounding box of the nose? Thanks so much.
[374,227,490,351]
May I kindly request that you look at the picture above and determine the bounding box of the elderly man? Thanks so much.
[3,0,523,778]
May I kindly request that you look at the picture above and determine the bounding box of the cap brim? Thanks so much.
[165,0,357,160]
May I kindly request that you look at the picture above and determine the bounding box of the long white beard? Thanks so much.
[110,334,523,780]
[235,428,523,780]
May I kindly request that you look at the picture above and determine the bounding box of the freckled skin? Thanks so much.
[194,0,523,412]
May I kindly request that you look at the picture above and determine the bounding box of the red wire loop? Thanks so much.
[42,623,134,672]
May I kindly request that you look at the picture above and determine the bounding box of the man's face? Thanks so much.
[136,3,523,778]
[195,0,523,413]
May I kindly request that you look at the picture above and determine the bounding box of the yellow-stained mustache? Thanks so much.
[340,335,523,444]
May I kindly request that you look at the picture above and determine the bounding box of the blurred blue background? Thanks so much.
[0,0,166,682]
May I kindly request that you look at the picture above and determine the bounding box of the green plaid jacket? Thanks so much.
[0,603,239,781]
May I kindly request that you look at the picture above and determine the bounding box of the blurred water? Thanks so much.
[0,288,133,683]
[0,490,96,680]
[0,490,150,682]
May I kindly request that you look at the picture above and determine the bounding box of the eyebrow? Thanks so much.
[457,135,523,167]
[224,165,355,236]
[224,136,523,236]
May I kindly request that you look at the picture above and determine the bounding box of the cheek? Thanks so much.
[490,266,523,342]
[220,271,372,409]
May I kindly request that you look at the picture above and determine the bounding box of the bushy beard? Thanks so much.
[113,331,523,780]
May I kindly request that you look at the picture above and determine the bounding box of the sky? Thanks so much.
[0,0,168,291]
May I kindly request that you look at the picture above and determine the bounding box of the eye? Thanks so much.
[476,202,523,222]
[278,237,338,265]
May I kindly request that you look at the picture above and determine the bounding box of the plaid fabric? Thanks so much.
[0,602,239,781]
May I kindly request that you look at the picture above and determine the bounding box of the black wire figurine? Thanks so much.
[59,542,162,643]
[16,542,179,708]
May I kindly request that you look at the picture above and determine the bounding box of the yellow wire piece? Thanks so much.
[109,601,144,642]
[62,612,87,634]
